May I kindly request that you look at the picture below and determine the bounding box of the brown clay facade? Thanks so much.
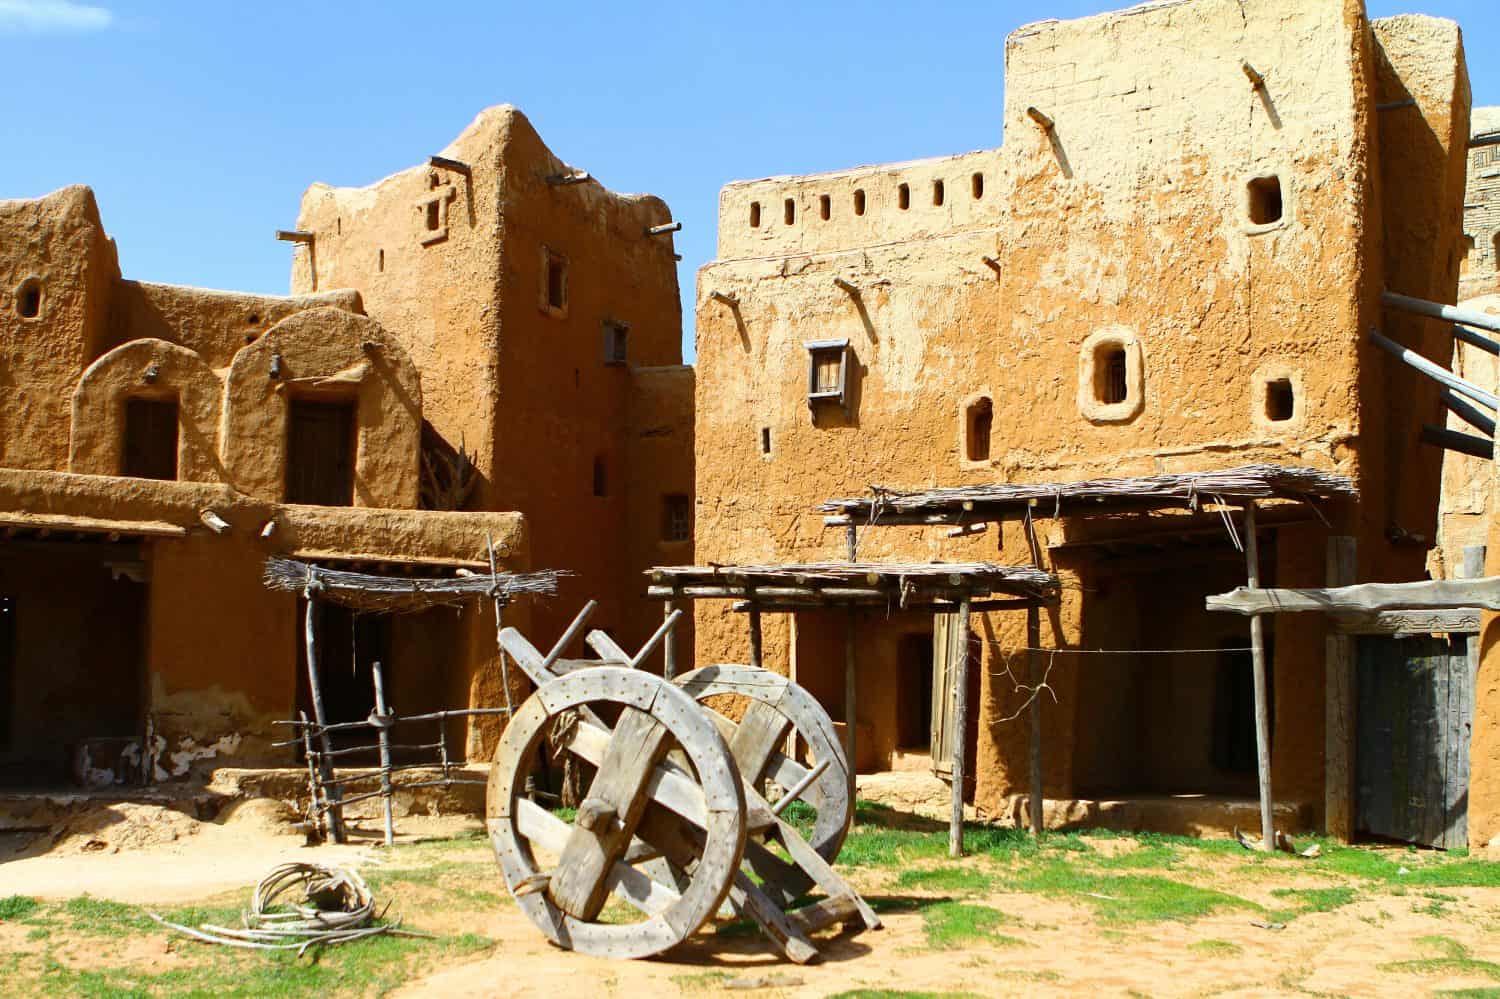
[692,0,1475,836]
[0,109,692,789]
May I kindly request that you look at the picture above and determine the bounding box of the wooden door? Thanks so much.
[1356,634,1474,848]
[123,398,179,480]
[286,400,356,506]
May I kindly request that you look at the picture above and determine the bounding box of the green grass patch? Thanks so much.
[1381,936,1500,983]
[824,990,988,999]
[1189,939,1242,956]
[894,865,998,895]
[671,970,731,991]
[0,896,40,921]
[1268,886,1358,922]
[921,901,1014,949]
[1011,863,1260,925]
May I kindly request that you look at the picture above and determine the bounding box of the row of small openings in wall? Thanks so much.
[960,360,1298,459]
[747,171,987,229]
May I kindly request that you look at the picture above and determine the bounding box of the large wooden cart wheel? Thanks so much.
[487,667,747,959]
[674,664,851,901]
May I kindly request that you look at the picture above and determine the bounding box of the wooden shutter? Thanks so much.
[930,612,956,777]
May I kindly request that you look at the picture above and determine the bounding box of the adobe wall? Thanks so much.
[1460,108,1500,300]
[294,106,689,658]
[693,0,1469,820]
[0,187,117,471]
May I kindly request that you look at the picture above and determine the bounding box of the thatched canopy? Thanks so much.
[819,464,1355,526]
[264,557,564,613]
[646,561,1059,609]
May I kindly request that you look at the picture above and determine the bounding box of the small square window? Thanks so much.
[965,397,992,462]
[1247,175,1283,226]
[662,494,690,543]
[805,339,850,415]
[603,321,628,365]
[1265,378,1295,422]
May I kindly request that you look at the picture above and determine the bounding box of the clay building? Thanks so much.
[290,106,694,668]
[1459,107,1500,301]
[691,0,1477,843]
[0,109,691,790]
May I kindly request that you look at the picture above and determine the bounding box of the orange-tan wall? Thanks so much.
[293,106,691,661]
[693,0,1470,824]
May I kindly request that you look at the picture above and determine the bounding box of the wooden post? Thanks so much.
[1028,604,1043,836]
[371,659,395,848]
[748,604,764,670]
[663,597,679,679]
[1244,503,1275,851]
[950,597,972,858]
[844,607,857,795]
[845,524,858,561]
[1324,536,1357,843]
[303,583,345,843]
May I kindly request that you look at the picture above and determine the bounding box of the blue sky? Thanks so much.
[2,1,1495,363]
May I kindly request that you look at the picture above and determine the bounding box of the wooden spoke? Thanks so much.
[487,668,747,960]
[674,664,852,901]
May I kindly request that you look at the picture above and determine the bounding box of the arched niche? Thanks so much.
[70,338,223,481]
[222,307,422,508]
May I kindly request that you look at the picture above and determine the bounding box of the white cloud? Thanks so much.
[0,1,113,33]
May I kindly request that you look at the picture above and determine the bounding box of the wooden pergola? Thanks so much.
[645,561,1061,856]
[818,463,1356,853]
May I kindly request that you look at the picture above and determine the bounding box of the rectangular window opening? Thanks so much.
[1096,347,1129,405]
[122,398,179,481]
[1265,378,1295,422]
[853,189,866,216]
[784,198,796,225]
[971,172,984,199]
[544,249,567,312]
[286,398,356,505]
[897,183,910,211]
[662,494,690,543]
[933,179,945,206]
[604,322,629,365]
[749,201,761,228]
[1247,176,1283,225]
[965,398,993,463]
[760,426,772,455]
[819,194,831,221]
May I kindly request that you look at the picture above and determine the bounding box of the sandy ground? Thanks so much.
[5,802,1500,997]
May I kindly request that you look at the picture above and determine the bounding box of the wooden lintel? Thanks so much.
[1332,607,1481,635]
[428,154,471,174]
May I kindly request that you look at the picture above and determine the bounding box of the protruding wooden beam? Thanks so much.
[1383,290,1500,336]
[1370,329,1500,411]
[710,290,738,307]
[428,154,471,175]
[833,277,859,296]
[1026,106,1054,131]
[1442,390,1497,437]
[547,170,592,185]
[1423,424,1494,460]
[276,230,313,244]
[646,221,682,237]
[1240,60,1266,89]
[981,256,1002,275]
[1208,576,1500,615]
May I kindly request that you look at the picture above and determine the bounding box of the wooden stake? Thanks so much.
[1028,605,1043,837]
[748,605,763,670]
[303,582,345,843]
[1244,503,1274,852]
[844,607,857,796]
[1324,536,1356,842]
[663,598,679,679]
[371,659,395,848]
[950,597,972,858]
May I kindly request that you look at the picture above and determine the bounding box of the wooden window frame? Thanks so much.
[804,338,849,416]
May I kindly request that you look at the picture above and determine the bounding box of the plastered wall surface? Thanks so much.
[293,106,693,660]
[0,178,539,778]
[693,0,1470,824]
[1460,108,1500,300]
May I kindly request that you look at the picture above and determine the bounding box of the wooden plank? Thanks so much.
[950,598,972,857]
[931,612,954,777]
[1325,537,1357,843]
[1207,577,1500,615]
[1333,608,1481,635]
[514,799,680,917]
[547,707,675,920]
[728,699,792,786]
[1452,545,1484,848]
[1244,503,1275,852]
[787,893,861,935]
[748,606,764,670]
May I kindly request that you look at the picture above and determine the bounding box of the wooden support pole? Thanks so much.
[949,597,972,857]
[1244,503,1275,852]
[748,605,763,670]
[845,524,858,561]
[1028,604,1043,837]
[1422,424,1494,461]
[661,598,680,679]
[844,607,857,796]
[1324,536,1357,843]
[371,659,395,848]
[303,584,345,843]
